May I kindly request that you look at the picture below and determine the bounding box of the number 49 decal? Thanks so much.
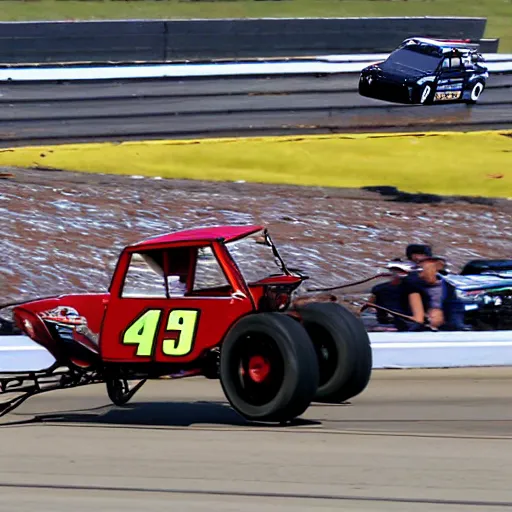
[122,309,200,357]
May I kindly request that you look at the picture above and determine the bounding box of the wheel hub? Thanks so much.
[247,355,271,383]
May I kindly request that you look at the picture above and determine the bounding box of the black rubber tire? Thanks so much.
[295,302,372,403]
[219,313,319,423]
[106,378,131,406]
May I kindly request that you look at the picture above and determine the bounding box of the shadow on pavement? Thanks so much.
[2,400,321,429]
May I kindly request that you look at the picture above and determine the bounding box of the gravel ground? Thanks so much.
[2,166,511,310]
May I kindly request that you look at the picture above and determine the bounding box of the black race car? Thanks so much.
[358,37,489,105]
[442,259,512,331]
[358,259,512,332]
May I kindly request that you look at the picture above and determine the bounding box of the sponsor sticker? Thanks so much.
[434,91,461,101]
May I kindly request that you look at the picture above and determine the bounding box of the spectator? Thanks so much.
[364,247,449,331]
[406,243,432,264]
[402,255,447,329]
[365,259,413,329]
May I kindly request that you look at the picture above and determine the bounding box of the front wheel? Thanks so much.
[358,75,373,97]
[418,83,435,105]
[219,313,319,423]
[106,377,146,406]
[106,378,131,406]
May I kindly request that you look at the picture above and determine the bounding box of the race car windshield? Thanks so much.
[386,47,443,73]
[227,229,289,284]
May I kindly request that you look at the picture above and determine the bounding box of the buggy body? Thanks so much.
[358,37,489,105]
[4,225,372,423]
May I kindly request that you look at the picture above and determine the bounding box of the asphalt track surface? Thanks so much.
[1,367,512,511]
[0,73,511,146]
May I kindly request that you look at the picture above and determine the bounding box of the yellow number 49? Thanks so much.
[122,309,199,357]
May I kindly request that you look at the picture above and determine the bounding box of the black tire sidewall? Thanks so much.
[219,313,319,422]
[327,303,373,402]
[106,379,130,406]
[297,302,372,403]
[296,303,355,396]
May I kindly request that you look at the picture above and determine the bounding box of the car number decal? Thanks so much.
[122,309,200,357]
[164,310,199,356]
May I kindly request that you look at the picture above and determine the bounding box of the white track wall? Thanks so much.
[1,53,511,82]
[2,333,512,372]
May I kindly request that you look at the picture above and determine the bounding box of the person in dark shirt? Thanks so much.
[371,281,404,324]
[401,255,447,329]
[365,248,448,331]
[366,260,413,329]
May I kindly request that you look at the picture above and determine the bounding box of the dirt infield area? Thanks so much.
[2,166,511,310]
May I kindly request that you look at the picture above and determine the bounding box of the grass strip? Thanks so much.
[0,0,511,53]
[0,130,510,198]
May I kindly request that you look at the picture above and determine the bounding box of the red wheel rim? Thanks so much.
[247,355,270,383]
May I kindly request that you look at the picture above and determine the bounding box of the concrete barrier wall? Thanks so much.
[3,52,510,82]
[2,332,512,372]
[0,17,489,64]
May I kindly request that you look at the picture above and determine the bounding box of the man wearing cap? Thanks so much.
[406,243,433,264]
[406,243,449,276]
[402,253,447,329]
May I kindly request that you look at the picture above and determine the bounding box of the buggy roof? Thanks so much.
[129,225,263,250]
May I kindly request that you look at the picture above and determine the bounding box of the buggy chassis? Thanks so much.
[0,363,102,419]
[0,360,208,419]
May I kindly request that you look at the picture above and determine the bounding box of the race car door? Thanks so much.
[436,56,465,101]
[99,244,254,364]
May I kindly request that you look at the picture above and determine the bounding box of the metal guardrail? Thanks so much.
[0,17,492,65]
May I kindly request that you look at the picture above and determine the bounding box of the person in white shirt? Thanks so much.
[168,274,188,296]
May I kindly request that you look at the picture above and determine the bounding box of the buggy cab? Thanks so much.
[5,225,372,424]
[99,225,305,364]
[359,37,488,105]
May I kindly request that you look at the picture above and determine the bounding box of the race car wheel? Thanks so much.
[467,80,485,104]
[419,83,435,105]
[295,302,372,403]
[106,378,132,406]
[219,313,319,423]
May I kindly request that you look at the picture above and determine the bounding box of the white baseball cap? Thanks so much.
[386,260,416,273]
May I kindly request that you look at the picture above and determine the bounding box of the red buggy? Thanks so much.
[2,225,372,423]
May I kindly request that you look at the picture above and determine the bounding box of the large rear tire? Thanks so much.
[294,302,372,403]
[219,313,319,423]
